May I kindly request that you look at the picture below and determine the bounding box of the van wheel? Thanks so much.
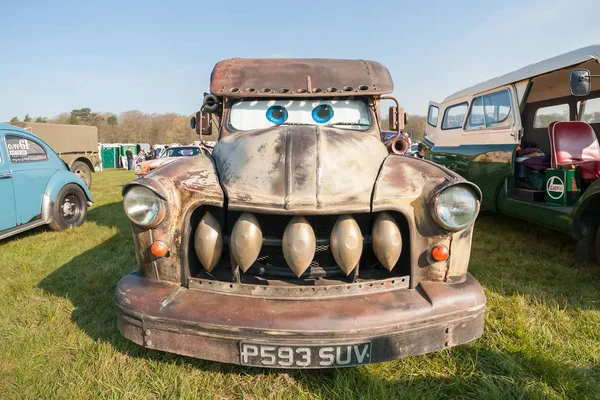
[71,161,92,188]
[48,184,88,231]
[576,234,597,262]
[595,225,600,263]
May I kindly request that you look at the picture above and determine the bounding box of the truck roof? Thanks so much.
[210,58,394,98]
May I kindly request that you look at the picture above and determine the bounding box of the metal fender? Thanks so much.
[45,169,94,204]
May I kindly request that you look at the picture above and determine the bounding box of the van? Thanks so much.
[425,45,600,261]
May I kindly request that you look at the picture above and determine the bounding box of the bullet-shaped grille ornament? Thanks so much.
[372,212,402,271]
[330,215,363,275]
[194,211,223,272]
[230,212,263,272]
[282,216,316,278]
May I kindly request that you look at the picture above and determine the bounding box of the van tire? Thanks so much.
[48,184,88,231]
[595,225,600,263]
[576,234,597,262]
[71,161,92,188]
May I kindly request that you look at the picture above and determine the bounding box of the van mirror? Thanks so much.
[570,69,591,96]
[388,106,399,131]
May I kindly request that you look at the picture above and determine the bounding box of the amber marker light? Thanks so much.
[151,241,168,258]
[431,245,449,262]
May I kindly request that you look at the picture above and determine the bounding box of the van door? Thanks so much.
[425,101,467,171]
[0,132,16,231]
[455,87,520,210]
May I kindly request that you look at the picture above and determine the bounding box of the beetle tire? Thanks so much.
[71,160,92,188]
[48,184,88,231]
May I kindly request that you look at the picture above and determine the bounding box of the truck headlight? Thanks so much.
[432,185,479,231]
[123,186,165,227]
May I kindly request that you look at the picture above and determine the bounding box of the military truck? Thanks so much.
[10,122,99,188]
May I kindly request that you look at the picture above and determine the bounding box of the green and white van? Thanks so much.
[425,45,600,261]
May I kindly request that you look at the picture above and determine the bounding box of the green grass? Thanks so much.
[1,170,599,399]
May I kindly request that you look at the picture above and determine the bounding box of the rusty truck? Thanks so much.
[115,58,485,368]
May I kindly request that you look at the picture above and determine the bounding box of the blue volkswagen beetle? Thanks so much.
[0,123,93,240]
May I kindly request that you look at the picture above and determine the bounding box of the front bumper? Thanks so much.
[114,272,485,368]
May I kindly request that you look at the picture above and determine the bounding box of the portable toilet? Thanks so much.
[120,144,138,157]
[101,145,121,169]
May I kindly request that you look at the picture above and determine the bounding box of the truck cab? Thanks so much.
[425,45,600,261]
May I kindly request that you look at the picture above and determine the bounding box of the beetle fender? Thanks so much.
[45,169,93,203]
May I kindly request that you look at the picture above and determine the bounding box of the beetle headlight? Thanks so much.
[123,186,165,227]
[432,185,479,231]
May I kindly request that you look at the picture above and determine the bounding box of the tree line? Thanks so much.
[9,108,427,145]
[9,108,198,145]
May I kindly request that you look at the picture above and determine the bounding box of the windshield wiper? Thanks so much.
[279,122,313,126]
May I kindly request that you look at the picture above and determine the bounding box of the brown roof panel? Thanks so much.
[210,58,393,98]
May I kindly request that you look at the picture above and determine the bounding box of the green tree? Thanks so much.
[69,108,100,125]
[34,117,47,123]
[107,115,118,125]
[9,116,19,123]
[23,114,32,122]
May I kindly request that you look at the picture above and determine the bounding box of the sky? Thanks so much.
[1,0,600,121]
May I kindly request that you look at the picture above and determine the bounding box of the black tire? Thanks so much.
[71,161,92,189]
[48,184,88,231]
[595,225,600,263]
[576,234,597,262]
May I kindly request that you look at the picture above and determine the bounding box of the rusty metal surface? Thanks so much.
[211,126,388,213]
[187,275,409,299]
[210,58,393,98]
[115,272,485,367]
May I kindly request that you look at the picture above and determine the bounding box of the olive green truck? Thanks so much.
[10,122,99,188]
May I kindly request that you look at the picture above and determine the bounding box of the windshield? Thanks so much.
[162,147,202,158]
[229,99,372,131]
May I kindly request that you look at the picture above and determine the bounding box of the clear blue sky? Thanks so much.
[1,0,599,121]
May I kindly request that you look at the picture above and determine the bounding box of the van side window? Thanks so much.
[441,103,468,130]
[578,98,600,123]
[466,89,513,130]
[427,105,439,127]
[534,104,569,128]
[5,135,48,163]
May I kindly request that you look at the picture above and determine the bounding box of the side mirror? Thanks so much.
[570,69,591,96]
[195,110,219,141]
[388,106,399,131]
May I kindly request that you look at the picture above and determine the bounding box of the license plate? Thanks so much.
[239,342,372,368]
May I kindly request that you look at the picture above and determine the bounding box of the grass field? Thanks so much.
[1,170,599,399]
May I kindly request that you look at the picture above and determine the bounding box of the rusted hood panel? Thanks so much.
[124,155,224,207]
[372,156,461,237]
[212,127,388,213]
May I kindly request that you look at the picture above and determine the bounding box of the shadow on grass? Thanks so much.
[470,212,600,311]
[37,203,599,398]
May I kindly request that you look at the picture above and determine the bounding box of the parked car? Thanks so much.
[424,44,600,261]
[0,123,93,240]
[115,58,485,368]
[134,145,206,176]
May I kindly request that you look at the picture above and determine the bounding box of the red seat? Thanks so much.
[548,121,600,180]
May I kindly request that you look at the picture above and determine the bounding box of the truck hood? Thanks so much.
[211,126,388,213]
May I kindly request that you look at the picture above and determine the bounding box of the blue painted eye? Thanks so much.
[312,104,334,123]
[266,106,288,125]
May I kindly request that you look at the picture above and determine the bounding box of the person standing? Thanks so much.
[126,148,133,170]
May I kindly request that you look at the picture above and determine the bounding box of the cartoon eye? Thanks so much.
[266,106,288,125]
[312,104,334,123]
